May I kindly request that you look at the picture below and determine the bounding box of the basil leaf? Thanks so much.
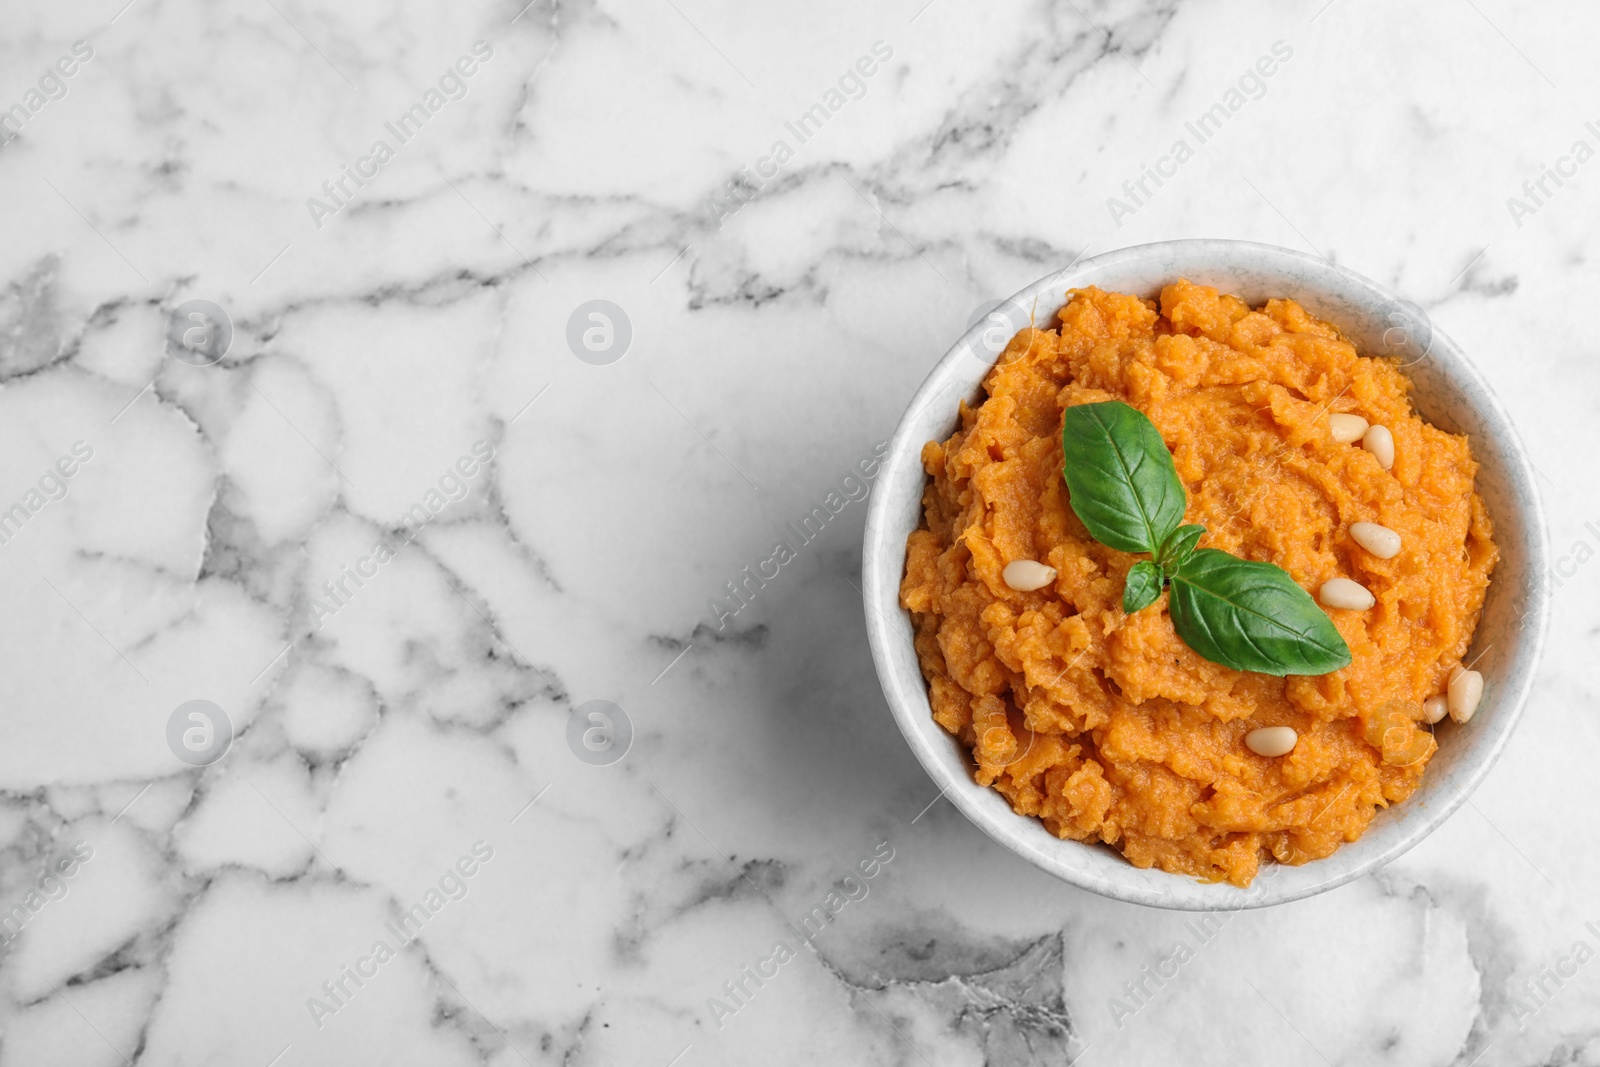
[1157,524,1206,576]
[1061,401,1187,556]
[1122,560,1163,614]
[1168,549,1352,676]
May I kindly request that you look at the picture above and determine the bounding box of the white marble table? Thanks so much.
[0,0,1593,1064]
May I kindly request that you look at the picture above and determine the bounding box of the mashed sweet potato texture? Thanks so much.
[901,281,1497,886]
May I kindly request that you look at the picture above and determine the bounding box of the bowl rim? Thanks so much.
[861,238,1550,910]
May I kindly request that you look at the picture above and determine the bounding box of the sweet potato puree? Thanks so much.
[901,281,1497,886]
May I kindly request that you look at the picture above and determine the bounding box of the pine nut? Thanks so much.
[1363,424,1395,470]
[1329,413,1369,443]
[1002,559,1057,592]
[1318,577,1375,610]
[1350,521,1402,559]
[1245,726,1298,757]
[1447,667,1483,723]
[1422,695,1449,724]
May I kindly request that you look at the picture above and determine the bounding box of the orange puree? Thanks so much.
[901,281,1497,886]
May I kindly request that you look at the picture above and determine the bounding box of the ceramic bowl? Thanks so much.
[861,239,1549,910]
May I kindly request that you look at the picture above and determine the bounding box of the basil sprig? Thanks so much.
[1060,401,1351,676]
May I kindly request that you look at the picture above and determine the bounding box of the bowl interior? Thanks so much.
[862,239,1549,910]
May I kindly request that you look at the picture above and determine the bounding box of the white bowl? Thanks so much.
[862,239,1550,910]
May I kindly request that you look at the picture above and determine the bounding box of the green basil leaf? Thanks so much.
[1168,549,1352,676]
[1157,524,1206,576]
[1061,401,1187,555]
[1122,560,1163,614]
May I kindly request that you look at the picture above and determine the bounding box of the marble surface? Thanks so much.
[0,0,1594,1064]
